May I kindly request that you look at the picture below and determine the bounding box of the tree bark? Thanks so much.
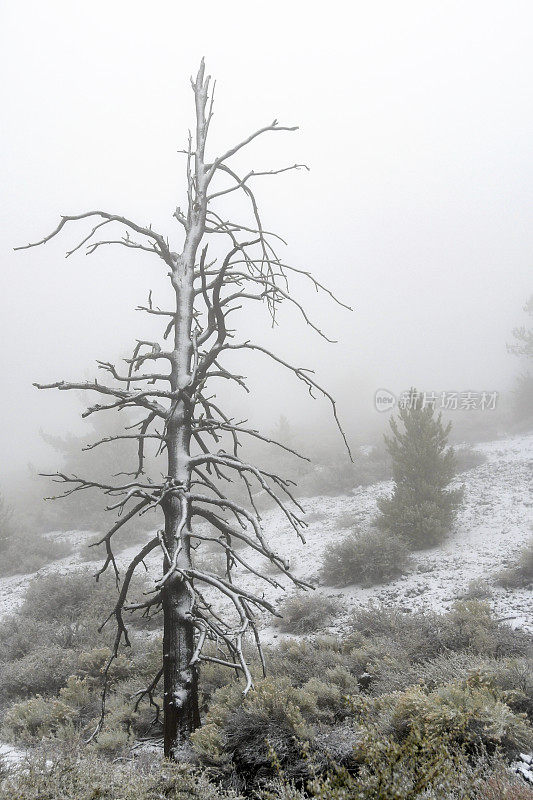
[162,269,198,753]
[161,64,208,752]
[162,564,200,754]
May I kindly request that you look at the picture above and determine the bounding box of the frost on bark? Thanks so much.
[16,61,351,758]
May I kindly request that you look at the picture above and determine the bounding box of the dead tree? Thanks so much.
[16,61,351,758]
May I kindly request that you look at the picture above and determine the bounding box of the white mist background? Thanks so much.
[0,0,532,480]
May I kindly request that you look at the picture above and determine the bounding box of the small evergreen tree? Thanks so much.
[507,294,533,359]
[377,390,462,549]
[507,295,533,429]
[0,491,14,553]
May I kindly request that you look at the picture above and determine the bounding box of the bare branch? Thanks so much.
[223,342,353,459]
[207,120,299,180]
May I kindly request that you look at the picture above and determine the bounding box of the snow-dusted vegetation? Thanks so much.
[0,432,532,797]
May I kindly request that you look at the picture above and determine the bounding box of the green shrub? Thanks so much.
[192,678,311,779]
[386,677,533,756]
[266,603,532,702]
[274,592,341,634]
[198,655,242,712]
[57,676,96,722]
[306,725,484,800]
[20,570,112,626]
[0,646,78,701]
[0,572,154,706]
[511,372,533,430]
[266,755,533,800]
[478,657,533,720]
[379,495,459,549]
[0,491,14,553]
[476,771,533,799]
[19,568,154,639]
[76,646,115,678]
[0,754,245,799]
[3,695,76,742]
[320,528,410,586]
[195,549,229,578]
[79,527,150,562]
[454,445,488,472]
[296,447,391,498]
[0,530,73,577]
[446,600,530,657]
[266,636,354,687]
[0,616,58,662]
[464,578,493,599]
[193,670,363,787]
[349,601,531,663]
[496,533,533,588]
[90,725,132,756]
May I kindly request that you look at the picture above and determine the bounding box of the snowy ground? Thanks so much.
[236,431,533,638]
[0,433,531,635]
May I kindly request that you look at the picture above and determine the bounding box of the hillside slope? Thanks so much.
[0,433,531,634]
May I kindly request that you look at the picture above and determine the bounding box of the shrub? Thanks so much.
[334,510,359,529]
[195,549,229,578]
[379,495,458,549]
[0,646,78,701]
[371,652,533,722]
[79,527,150,561]
[479,657,533,720]
[0,491,14,553]
[0,754,245,800]
[306,725,486,800]
[58,676,95,715]
[454,445,488,472]
[464,578,493,599]
[0,530,73,577]
[191,679,311,778]
[511,372,533,430]
[3,695,76,742]
[193,669,363,786]
[266,636,355,687]
[274,592,341,634]
[0,616,58,662]
[369,650,484,696]
[349,600,531,663]
[446,600,531,657]
[386,677,533,756]
[20,570,112,625]
[496,533,533,588]
[78,536,103,562]
[0,571,152,705]
[320,528,410,586]
[476,771,533,799]
[90,725,131,756]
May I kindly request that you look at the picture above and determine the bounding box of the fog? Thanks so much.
[1,0,532,483]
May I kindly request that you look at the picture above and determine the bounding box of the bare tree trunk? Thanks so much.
[161,68,208,748]
[162,410,199,752]
[162,271,199,752]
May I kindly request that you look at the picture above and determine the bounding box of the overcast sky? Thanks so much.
[1,0,532,479]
